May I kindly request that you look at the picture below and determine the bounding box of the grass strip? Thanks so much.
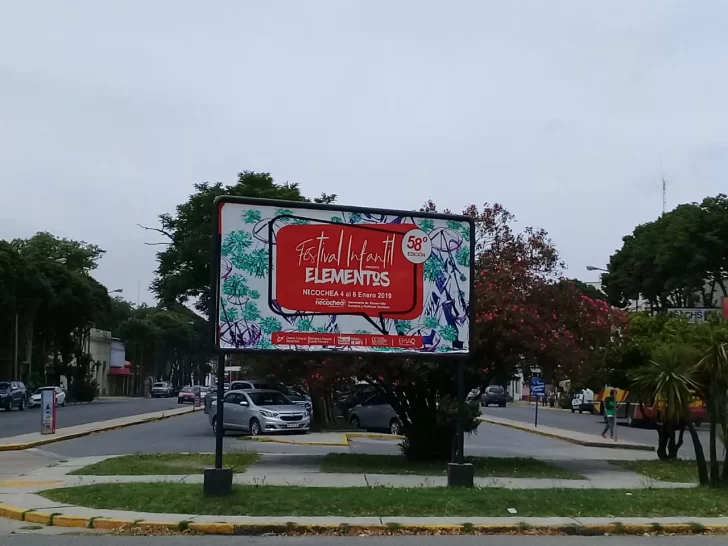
[610,459,718,483]
[41,483,728,518]
[320,454,583,479]
[70,453,260,476]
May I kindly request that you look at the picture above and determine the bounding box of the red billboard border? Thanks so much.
[212,196,475,358]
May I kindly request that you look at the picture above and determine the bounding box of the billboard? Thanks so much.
[213,197,474,356]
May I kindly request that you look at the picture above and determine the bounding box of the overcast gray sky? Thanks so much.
[2,1,726,304]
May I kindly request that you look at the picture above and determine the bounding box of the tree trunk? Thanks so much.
[656,426,670,460]
[710,397,720,487]
[688,422,710,486]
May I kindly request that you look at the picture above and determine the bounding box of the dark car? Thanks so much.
[481,385,507,407]
[0,381,28,411]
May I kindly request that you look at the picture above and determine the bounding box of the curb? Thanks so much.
[240,432,405,447]
[0,505,725,536]
[478,417,655,452]
[0,407,202,452]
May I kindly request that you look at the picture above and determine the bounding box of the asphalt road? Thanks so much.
[483,404,718,458]
[35,409,651,462]
[1,529,725,545]
[0,397,183,439]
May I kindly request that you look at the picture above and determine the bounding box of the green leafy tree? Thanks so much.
[148,171,335,316]
[602,195,728,310]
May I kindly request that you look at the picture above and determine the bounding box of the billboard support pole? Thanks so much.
[448,357,473,487]
[214,353,225,468]
[204,352,232,496]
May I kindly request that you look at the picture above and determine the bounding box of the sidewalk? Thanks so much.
[479,414,655,451]
[1,453,696,491]
[0,406,201,452]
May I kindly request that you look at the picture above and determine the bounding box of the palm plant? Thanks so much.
[695,338,728,487]
[631,343,709,484]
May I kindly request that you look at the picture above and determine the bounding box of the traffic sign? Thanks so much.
[530,376,545,395]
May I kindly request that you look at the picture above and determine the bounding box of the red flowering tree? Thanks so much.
[469,202,627,389]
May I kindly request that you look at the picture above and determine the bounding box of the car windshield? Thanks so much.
[249,392,292,406]
[488,386,505,394]
[153,383,165,387]
[181,387,192,393]
[0,382,10,390]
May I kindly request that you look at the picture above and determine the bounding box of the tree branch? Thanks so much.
[137,224,173,240]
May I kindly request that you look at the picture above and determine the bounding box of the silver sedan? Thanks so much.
[209,389,310,436]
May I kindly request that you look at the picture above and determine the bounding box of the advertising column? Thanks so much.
[40,388,56,435]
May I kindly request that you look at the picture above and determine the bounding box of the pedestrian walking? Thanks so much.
[601,389,617,440]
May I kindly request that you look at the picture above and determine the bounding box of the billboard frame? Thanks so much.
[211,195,475,359]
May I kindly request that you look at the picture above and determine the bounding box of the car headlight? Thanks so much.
[305,410,310,417]
[260,410,278,418]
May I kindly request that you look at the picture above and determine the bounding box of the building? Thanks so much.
[83,328,133,396]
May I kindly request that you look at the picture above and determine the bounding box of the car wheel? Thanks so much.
[579,408,583,414]
[178,399,183,404]
[389,419,402,436]
[499,402,506,408]
[249,418,262,436]
[18,399,25,411]
[694,421,702,428]
[349,415,361,429]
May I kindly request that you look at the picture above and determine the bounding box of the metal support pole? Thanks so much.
[214,353,225,469]
[456,359,465,464]
[534,393,539,427]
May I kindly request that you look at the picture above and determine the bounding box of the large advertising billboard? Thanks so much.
[213,197,474,356]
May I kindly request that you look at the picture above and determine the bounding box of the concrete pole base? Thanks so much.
[447,463,474,488]
[203,468,233,496]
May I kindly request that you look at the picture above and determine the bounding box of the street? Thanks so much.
[482,404,718,458]
[0,397,182,439]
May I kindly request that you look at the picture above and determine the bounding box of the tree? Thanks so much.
[1,233,112,393]
[602,195,728,310]
[561,278,608,302]
[630,344,706,473]
[694,330,728,486]
[148,171,335,316]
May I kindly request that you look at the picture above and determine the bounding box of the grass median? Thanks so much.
[40,483,728,518]
[611,459,723,483]
[70,453,260,476]
[320,454,583,479]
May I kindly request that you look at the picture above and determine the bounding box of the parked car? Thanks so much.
[338,384,376,414]
[177,386,195,404]
[29,386,66,408]
[347,394,402,435]
[278,384,314,416]
[151,382,174,398]
[481,385,507,407]
[209,389,310,436]
[0,381,27,411]
[205,379,273,414]
[571,388,596,414]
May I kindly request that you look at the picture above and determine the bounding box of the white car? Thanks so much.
[29,386,66,408]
